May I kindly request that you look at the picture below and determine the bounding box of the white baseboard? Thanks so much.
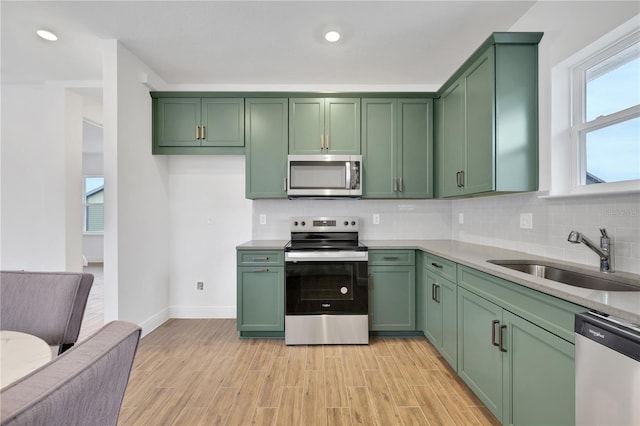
[138,307,170,338]
[169,305,236,319]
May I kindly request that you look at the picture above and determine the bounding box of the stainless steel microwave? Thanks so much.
[287,154,362,198]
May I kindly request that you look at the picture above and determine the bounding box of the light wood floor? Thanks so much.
[118,319,500,426]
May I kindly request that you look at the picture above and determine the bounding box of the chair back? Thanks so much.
[0,271,94,352]
[1,321,141,426]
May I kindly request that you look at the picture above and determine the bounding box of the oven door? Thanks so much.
[285,259,368,315]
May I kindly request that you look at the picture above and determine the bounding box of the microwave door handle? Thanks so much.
[345,162,351,189]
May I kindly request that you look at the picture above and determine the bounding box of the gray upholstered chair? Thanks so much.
[0,271,94,354]
[0,321,141,426]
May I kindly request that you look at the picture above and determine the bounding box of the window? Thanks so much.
[84,176,104,233]
[572,31,640,188]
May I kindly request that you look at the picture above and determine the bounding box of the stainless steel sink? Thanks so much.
[487,259,640,292]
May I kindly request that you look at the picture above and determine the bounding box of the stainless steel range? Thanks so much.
[284,216,368,345]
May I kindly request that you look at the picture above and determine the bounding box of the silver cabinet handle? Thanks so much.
[252,268,269,272]
[284,177,287,192]
[459,171,464,187]
[499,324,507,352]
[383,256,399,261]
[399,177,404,192]
[491,320,500,347]
[320,134,324,150]
[253,257,269,261]
[393,178,398,192]
[201,125,205,140]
[326,134,330,150]
[431,262,443,269]
[196,126,200,140]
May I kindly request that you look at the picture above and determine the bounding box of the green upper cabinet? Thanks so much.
[152,94,245,154]
[436,33,542,198]
[245,98,288,199]
[289,98,361,154]
[362,99,433,198]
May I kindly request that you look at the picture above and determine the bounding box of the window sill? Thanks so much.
[540,180,640,199]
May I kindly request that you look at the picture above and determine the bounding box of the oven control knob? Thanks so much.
[344,221,348,226]
[293,221,298,226]
[340,286,348,295]
[351,221,356,226]
[301,221,306,226]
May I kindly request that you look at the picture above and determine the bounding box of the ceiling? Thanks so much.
[1,1,537,87]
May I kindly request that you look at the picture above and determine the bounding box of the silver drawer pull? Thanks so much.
[253,268,269,273]
[253,257,269,261]
[431,262,443,269]
[383,256,399,261]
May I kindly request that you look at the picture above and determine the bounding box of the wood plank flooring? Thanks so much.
[118,319,500,426]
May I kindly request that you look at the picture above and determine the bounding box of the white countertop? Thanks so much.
[237,239,640,324]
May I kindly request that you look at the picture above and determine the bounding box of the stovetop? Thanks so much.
[286,216,366,252]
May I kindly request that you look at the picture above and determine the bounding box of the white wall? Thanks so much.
[102,40,171,334]
[168,156,252,318]
[1,84,84,272]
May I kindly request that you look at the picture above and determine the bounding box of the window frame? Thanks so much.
[569,29,640,194]
[83,175,104,234]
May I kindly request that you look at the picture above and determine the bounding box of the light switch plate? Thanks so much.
[373,214,380,225]
[259,214,267,225]
[520,213,533,229]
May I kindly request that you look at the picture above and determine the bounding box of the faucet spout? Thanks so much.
[567,229,614,272]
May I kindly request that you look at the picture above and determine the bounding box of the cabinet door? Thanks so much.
[463,48,495,195]
[201,98,244,147]
[440,277,457,370]
[424,270,443,347]
[289,98,324,154]
[237,266,284,332]
[438,81,465,197]
[325,98,361,154]
[503,311,575,426]
[156,98,201,147]
[369,265,415,331]
[398,99,433,198]
[362,99,396,197]
[457,287,503,422]
[245,98,288,199]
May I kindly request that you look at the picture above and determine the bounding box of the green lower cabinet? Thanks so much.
[368,250,416,331]
[503,310,575,426]
[236,264,284,334]
[458,287,504,419]
[458,287,575,425]
[423,269,457,369]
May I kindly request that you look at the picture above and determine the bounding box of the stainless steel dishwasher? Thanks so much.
[575,312,640,425]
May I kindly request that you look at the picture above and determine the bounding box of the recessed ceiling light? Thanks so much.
[36,29,58,41]
[324,31,341,43]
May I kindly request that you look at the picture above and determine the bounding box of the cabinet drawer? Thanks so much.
[424,253,457,282]
[237,250,284,266]
[368,250,415,266]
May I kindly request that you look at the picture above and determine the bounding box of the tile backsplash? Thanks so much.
[451,192,640,275]
[252,192,640,274]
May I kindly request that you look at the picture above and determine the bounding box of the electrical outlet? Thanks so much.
[259,214,267,225]
[520,213,533,229]
[373,214,380,225]
[197,281,204,291]
[458,213,464,224]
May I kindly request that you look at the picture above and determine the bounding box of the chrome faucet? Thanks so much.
[567,229,614,273]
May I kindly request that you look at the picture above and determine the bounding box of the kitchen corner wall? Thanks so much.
[252,198,452,241]
[452,192,640,275]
